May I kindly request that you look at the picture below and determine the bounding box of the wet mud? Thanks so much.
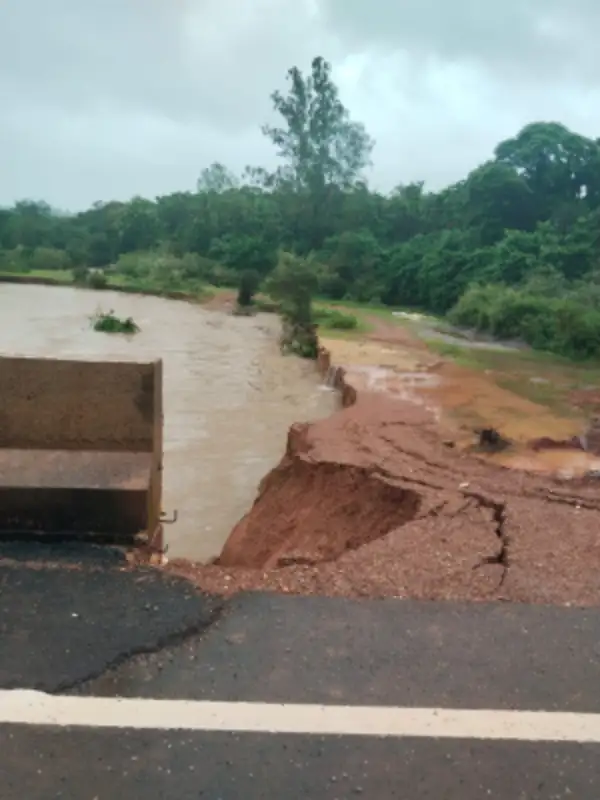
[170,331,600,607]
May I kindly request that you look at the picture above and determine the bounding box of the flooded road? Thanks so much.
[0,284,337,560]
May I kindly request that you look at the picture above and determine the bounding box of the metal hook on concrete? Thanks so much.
[160,509,178,524]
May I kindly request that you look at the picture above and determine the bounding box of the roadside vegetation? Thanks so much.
[314,307,359,332]
[266,252,319,358]
[3,57,600,360]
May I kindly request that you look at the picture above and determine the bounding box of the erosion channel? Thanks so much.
[0,283,337,560]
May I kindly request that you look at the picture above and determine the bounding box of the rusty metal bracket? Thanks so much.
[160,509,178,524]
[144,524,169,559]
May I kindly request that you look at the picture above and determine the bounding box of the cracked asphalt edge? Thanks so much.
[56,599,228,695]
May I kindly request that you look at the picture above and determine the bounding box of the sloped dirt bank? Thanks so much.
[219,459,422,568]
[167,346,600,606]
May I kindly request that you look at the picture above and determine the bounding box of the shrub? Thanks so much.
[91,309,140,334]
[266,251,319,359]
[113,250,212,293]
[0,248,29,272]
[314,308,358,330]
[204,262,238,287]
[72,266,89,285]
[88,270,108,289]
[114,252,144,279]
[28,247,72,271]
[449,283,600,359]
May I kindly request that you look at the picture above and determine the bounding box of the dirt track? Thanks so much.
[168,319,600,606]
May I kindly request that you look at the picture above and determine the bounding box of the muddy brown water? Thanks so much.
[0,284,337,560]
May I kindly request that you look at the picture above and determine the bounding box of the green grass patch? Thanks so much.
[28,269,73,282]
[423,339,477,364]
[0,268,73,283]
[250,293,368,336]
[494,376,575,415]
[0,266,219,303]
[316,297,434,323]
[313,302,370,334]
[105,271,214,301]
[423,337,600,414]
[314,307,359,331]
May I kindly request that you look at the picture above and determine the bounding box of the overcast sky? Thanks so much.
[2,0,600,210]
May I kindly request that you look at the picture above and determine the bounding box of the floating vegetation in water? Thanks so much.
[91,309,140,334]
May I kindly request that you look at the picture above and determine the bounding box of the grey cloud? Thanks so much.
[0,0,331,206]
[316,0,600,84]
[0,0,325,131]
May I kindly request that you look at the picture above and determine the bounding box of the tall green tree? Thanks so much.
[118,197,161,253]
[262,56,374,249]
[494,122,600,218]
[462,162,536,244]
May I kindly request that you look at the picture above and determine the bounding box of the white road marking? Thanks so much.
[2,690,600,742]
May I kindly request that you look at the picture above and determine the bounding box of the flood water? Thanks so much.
[391,311,524,352]
[0,284,337,560]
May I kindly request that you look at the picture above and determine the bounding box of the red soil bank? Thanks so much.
[168,349,600,606]
[220,459,421,568]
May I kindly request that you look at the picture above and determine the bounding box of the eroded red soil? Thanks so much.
[168,344,600,606]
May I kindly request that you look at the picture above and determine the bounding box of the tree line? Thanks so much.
[3,56,600,358]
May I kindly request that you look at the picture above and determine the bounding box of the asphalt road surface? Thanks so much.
[1,544,600,798]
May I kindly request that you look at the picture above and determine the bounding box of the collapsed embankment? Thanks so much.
[168,347,600,606]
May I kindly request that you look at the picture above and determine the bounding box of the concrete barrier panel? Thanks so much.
[0,357,157,451]
[0,357,163,547]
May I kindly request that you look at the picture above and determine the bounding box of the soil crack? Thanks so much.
[530,489,600,511]
[468,491,509,586]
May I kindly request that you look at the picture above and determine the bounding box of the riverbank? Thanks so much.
[166,317,600,607]
[7,270,597,412]
[0,270,214,304]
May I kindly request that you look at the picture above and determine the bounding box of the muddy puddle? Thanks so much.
[490,448,600,478]
[321,331,599,479]
[0,284,337,560]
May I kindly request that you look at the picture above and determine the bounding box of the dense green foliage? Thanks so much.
[73,266,108,289]
[4,56,600,357]
[314,307,358,331]
[266,252,319,358]
[91,310,140,334]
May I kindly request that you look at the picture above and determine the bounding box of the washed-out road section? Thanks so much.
[1,545,600,798]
